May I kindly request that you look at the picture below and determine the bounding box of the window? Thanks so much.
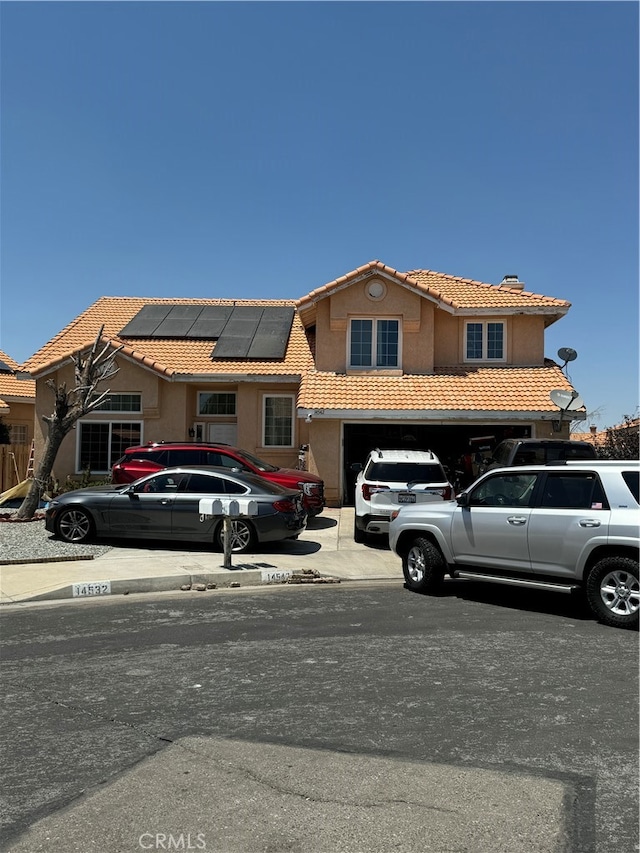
[470,472,537,507]
[198,392,236,415]
[349,318,399,368]
[540,474,608,510]
[92,393,142,412]
[9,425,28,445]
[182,473,246,494]
[263,395,294,447]
[78,422,142,472]
[465,321,505,361]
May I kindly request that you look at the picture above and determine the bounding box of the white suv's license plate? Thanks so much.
[398,492,416,504]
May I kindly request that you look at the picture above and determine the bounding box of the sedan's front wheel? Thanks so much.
[585,556,639,629]
[216,519,256,554]
[56,507,95,544]
[402,537,445,594]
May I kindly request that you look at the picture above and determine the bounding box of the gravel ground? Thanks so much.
[0,509,113,563]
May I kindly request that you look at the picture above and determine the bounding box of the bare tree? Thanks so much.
[16,328,122,519]
[598,413,640,461]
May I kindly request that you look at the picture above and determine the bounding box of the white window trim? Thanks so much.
[76,419,143,474]
[347,317,402,370]
[262,394,295,448]
[464,320,506,363]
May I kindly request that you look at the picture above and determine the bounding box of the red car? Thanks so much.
[112,442,325,515]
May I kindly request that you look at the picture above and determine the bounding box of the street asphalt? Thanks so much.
[0,508,401,605]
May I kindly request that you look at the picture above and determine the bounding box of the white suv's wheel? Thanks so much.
[585,557,639,629]
[402,537,445,594]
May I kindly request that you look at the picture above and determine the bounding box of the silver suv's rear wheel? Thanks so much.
[585,556,639,629]
[402,537,445,594]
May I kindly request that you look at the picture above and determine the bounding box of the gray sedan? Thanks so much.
[45,467,306,553]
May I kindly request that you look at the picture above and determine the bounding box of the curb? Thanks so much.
[1,567,343,605]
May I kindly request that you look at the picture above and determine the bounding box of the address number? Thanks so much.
[72,581,112,597]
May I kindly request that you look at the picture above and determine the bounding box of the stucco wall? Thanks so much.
[314,281,431,373]
[306,417,342,506]
[3,400,35,445]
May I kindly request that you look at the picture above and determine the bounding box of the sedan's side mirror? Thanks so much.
[457,492,470,507]
[126,485,139,499]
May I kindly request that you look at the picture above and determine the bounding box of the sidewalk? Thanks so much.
[0,508,401,605]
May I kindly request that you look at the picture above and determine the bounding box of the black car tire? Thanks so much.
[353,517,366,544]
[402,537,445,594]
[585,556,639,629]
[56,507,95,544]
[215,519,256,554]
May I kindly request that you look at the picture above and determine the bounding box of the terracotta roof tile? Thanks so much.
[298,364,577,414]
[0,349,35,400]
[22,298,314,378]
[296,260,570,313]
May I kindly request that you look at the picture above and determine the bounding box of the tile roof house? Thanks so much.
[19,259,584,505]
[0,349,35,447]
[0,349,36,490]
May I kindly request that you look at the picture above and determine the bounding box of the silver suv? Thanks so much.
[388,460,639,629]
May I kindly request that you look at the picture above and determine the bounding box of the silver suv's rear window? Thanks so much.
[622,471,639,503]
[366,462,446,483]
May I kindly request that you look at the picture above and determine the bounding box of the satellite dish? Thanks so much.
[550,389,585,411]
[558,347,577,363]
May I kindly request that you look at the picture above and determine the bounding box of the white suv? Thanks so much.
[352,448,453,542]
[389,460,640,629]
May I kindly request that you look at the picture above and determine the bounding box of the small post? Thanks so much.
[222,516,233,569]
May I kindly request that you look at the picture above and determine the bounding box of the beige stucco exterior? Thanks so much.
[22,260,577,504]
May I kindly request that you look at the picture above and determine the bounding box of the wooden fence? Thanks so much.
[0,445,31,493]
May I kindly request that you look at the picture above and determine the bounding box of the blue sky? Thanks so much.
[1,1,637,428]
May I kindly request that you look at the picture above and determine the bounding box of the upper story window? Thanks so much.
[349,318,400,368]
[198,392,236,416]
[465,321,505,362]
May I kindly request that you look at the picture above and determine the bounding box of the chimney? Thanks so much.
[590,425,597,435]
[500,274,524,291]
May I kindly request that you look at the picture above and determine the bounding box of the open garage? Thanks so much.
[342,421,532,504]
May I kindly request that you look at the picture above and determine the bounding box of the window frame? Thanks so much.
[76,420,143,474]
[197,392,237,416]
[262,394,295,448]
[348,317,401,370]
[91,393,142,413]
[464,320,506,363]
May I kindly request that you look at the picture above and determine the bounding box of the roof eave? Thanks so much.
[298,408,586,421]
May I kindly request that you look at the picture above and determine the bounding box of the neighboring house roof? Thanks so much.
[298,362,578,417]
[572,418,640,446]
[296,260,570,326]
[0,349,36,408]
[21,297,314,380]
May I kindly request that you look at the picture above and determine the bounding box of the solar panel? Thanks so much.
[118,303,295,360]
[152,306,204,338]
[119,305,174,337]
[187,305,234,338]
[212,307,263,359]
[247,307,294,359]
[0,360,14,374]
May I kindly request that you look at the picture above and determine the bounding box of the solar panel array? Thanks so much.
[119,305,295,360]
[0,360,14,374]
